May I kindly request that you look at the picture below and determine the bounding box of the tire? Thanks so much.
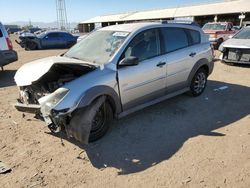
[190,68,208,97]
[26,41,37,50]
[215,38,223,50]
[89,101,113,142]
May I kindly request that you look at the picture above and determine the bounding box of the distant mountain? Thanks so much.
[3,21,78,29]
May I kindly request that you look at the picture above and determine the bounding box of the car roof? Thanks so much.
[100,22,200,33]
[44,30,71,34]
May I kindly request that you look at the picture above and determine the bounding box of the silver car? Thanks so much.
[219,26,250,65]
[14,22,214,144]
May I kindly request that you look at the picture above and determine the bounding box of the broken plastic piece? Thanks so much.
[0,161,11,174]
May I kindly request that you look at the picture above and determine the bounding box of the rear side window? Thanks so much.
[47,33,60,38]
[161,28,189,53]
[187,29,201,45]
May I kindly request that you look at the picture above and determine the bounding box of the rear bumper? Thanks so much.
[15,102,41,114]
[0,50,18,67]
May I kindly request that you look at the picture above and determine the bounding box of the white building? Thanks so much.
[78,0,250,32]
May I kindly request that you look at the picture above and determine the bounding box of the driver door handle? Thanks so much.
[189,52,196,57]
[156,62,166,67]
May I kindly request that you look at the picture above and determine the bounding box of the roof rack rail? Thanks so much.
[161,20,200,27]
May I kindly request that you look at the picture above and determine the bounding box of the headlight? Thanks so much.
[38,88,69,115]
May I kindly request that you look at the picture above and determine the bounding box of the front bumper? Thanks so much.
[221,48,250,64]
[15,102,41,114]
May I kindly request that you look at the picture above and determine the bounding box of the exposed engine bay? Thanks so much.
[18,63,95,105]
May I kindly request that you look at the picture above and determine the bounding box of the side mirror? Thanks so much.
[228,35,233,39]
[44,36,49,39]
[119,56,139,67]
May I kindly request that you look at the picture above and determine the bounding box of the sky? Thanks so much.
[0,0,221,23]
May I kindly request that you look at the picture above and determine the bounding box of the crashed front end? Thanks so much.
[219,47,250,65]
[14,57,97,143]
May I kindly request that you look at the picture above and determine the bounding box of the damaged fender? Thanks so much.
[66,96,106,144]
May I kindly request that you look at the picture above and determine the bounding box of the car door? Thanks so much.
[42,33,61,48]
[57,32,68,48]
[160,27,197,93]
[118,29,167,111]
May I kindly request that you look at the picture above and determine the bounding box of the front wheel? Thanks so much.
[190,68,208,97]
[89,101,113,142]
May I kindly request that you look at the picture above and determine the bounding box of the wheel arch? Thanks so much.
[187,58,211,85]
[77,85,122,116]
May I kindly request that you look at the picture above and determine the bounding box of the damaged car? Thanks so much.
[16,30,78,50]
[219,26,250,65]
[14,22,214,144]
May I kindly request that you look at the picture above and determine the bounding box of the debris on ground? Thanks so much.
[0,161,12,174]
[182,176,192,184]
[214,86,229,91]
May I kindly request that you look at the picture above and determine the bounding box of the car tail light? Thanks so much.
[6,37,13,50]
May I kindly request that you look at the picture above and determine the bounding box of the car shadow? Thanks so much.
[49,80,250,175]
[0,70,17,88]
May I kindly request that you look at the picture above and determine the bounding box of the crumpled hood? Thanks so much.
[221,38,250,49]
[14,56,97,86]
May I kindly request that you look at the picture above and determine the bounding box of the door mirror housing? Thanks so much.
[119,56,139,67]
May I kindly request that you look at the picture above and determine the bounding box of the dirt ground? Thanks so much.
[0,35,250,188]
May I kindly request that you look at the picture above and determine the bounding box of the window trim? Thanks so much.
[118,28,161,67]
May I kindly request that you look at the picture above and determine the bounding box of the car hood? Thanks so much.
[203,30,221,34]
[221,38,250,49]
[14,56,98,86]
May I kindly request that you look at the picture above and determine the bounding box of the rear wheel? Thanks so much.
[190,68,208,96]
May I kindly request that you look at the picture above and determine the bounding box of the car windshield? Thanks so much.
[202,23,226,30]
[233,28,250,39]
[64,30,130,65]
[37,32,46,38]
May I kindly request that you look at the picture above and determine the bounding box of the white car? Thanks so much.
[219,26,250,65]
[0,22,18,70]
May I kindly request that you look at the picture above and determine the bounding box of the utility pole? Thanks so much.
[56,0,68,30]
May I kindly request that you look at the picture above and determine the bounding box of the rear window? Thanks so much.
[161,27,189,53]
[187,29,201,45]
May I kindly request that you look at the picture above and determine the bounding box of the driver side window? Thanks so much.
[123,29,160,62]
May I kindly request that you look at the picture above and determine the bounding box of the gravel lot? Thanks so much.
[0,35,250,188]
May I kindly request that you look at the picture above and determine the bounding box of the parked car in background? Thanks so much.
[16,31,79,50]
[14,22,214,144]
[29,28,42,33]
[0,22,18,70]
[4,25,21,34]
[219,26,250,65]
[77,34,87,42]
[202,22,237,49]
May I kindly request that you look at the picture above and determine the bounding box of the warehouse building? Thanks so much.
[78,0,250,33]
